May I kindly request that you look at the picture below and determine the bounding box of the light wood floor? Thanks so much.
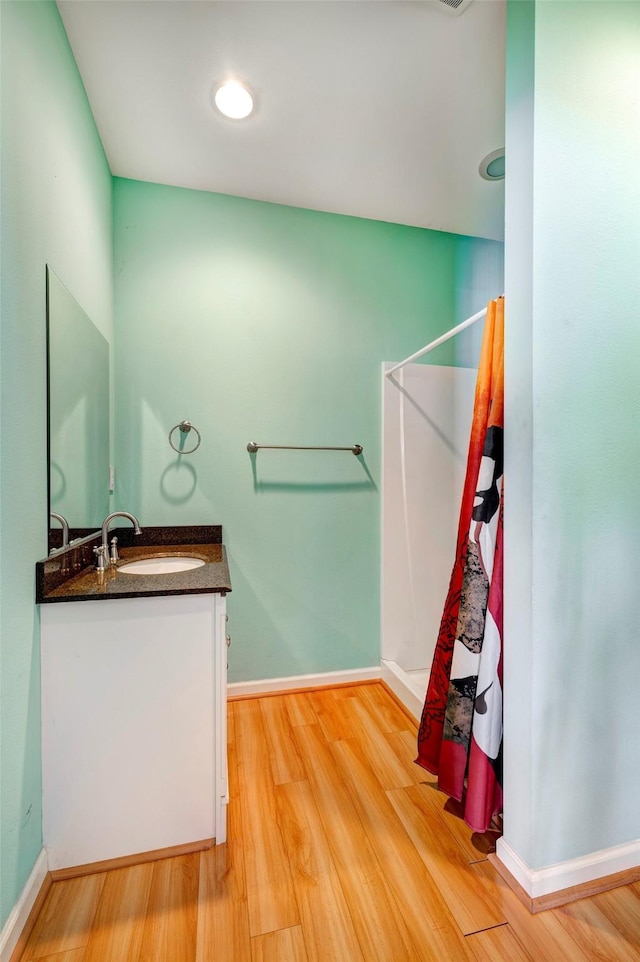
[19,683,640,961]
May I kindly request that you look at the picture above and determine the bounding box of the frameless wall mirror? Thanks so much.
[46,266,110,553]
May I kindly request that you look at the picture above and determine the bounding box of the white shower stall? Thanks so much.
[381,361,477,720]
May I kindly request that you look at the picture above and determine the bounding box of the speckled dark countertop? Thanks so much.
[36,525,232,603]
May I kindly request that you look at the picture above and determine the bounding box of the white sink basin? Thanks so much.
[118,556,206,575]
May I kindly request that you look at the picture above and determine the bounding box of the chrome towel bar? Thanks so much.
[247,442,363,456]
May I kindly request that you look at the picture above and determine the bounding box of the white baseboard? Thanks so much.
[496,836,640,899]
[228,666,381,698]
[379,660,422,722]
[0,848,49,962]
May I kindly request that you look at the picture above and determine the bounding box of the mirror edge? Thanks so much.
[45,264,104,555]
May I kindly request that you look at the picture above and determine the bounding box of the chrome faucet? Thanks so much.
[98,511,142,567]
[49,512,70,550]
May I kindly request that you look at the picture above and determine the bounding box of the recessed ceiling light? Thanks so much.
[479,149,505,181]
[213,81,254,120]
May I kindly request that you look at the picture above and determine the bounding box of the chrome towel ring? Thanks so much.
[168,420,202,454]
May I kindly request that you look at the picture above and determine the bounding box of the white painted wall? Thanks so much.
[382,364,476,673]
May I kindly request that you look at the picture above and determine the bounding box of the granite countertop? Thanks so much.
[36,525,232,603]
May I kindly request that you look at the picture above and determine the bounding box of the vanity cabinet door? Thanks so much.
[215,594,229,843]
[41,592,228,871]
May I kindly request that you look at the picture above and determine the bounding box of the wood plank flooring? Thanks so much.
[19,684,640,961]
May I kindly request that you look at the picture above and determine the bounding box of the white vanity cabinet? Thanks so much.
[40,592,228,872]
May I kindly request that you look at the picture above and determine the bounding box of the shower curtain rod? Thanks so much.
[385,299,500,378]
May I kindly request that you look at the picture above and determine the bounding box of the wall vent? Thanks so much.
[434,0,474,15]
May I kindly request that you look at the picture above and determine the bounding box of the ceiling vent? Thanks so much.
[434,0,474,15]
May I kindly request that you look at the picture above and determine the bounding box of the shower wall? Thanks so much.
[381,362,476,717]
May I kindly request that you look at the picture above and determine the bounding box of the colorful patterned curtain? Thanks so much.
[416,297,504,833]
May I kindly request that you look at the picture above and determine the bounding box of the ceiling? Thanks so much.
[57,0,506,240]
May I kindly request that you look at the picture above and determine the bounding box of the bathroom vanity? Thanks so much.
[37,525,231,873]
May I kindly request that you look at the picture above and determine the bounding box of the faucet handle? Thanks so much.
[93,544,108,572]
[109,537,119,565]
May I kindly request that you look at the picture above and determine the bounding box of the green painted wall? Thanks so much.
[453,236,504,367]
[0,0,113,927]
[0,0,502,927]
[505,0,640,870]
[114,180,491,683]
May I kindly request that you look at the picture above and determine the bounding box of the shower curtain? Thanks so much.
[416,297,504,833]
